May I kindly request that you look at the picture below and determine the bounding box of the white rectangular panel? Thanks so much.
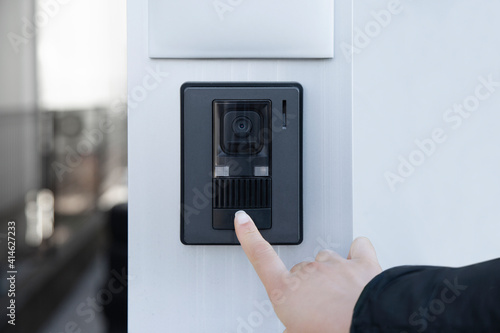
[148,0,334,58]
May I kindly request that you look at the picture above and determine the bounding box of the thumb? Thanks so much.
[347,237,378,263]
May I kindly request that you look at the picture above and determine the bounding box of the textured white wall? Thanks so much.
[128,0,352,331]
[353,0,500,269]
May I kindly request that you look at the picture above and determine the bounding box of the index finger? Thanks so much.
[234,210,289,294]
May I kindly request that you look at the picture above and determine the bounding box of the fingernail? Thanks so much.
[235,210,250,225]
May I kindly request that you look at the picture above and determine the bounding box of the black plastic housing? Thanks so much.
[181,82,303,245]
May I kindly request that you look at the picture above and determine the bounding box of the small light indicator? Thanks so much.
[282,100,287,129]
[215,166,230,177]
[254,166,269,177]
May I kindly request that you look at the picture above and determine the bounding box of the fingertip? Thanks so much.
[235,210,251,225]
[348,237,377,260]
[234,210,258,244]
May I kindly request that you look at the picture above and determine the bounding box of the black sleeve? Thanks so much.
[350,258,500,333]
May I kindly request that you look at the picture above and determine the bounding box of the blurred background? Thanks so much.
[0,0,127,332]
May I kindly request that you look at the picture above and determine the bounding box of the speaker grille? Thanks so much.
[213,178,271,209]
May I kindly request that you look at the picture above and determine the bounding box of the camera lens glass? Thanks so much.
[232,116,253,137]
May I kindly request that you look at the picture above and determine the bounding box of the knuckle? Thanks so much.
[303,261,320,273]
[290,262,303,272]
[318,249,335,256]
[315,249,336,261]
[269,288,286,305]
[283,274,301,291]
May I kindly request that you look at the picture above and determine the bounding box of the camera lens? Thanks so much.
[232,116,252,137]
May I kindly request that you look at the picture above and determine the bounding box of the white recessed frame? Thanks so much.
[148,0,334,59]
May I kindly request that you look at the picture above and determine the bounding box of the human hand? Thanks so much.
[234,210,382,333]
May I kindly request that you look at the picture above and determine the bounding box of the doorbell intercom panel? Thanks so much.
[181,82,303,245]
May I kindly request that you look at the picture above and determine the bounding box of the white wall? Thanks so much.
[128,0,352,331]
[353,0,500,269]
